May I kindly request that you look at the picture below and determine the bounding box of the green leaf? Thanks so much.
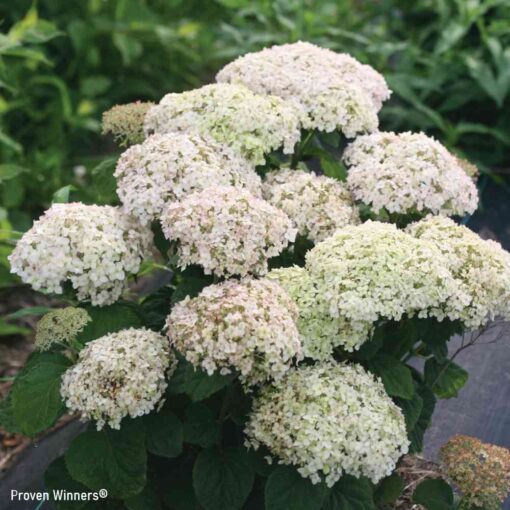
[45,457,88,510]
[145,410,183,458]
[11,352,72,435]
[65,420,147,499]
[125,480,161,510]
[265,466,327,510]
[76,302,143,345]
[0,164,28,182]
[413,478,454,510]
[368,356,414,399]
[0,392,21,434]
[409,384,436,454]
[424,359,468,399]
[396,390,423,431]
[323,475,375,510]
[140,285,173,331]
[163,480,199,510]
[193,447,254,510]
[375,473,404,505]
[52,185,77,203]
[184,402,221,448]
[168,359,235,402]
[6,305,53,319]
[171,275,212,305]
[0,317,30,337]
[245,448,274,477]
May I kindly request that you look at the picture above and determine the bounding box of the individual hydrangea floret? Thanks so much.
[440,435,510,510]
[166,279,301,385]
[263,169,359,242]
[61,328,174,430]
[144,83,301,165]
[217,41,387,136]
[161,186,297,277]
[102,101,154,147]
[304,221,465,342]
[407,215,510,329]
[115,133,262,224]
[35,307,91,351]
[8,203,153,306]
[246,362,409,486]
[344,132,479,217]
[267,266,372,359]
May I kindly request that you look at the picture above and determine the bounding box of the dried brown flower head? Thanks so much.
[440,435,510,509]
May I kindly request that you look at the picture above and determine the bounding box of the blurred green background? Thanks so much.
[1,0,509,289]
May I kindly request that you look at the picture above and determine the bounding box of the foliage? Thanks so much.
[1,2,510,509]
[1,0,509,291]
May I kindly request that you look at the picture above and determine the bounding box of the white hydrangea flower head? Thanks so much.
[61,328,174,430]
[161,186,297,277]
[305,221,465,327]
[166,279,301,385]
[407,215,510,329]
[144,83,301,165]
[263,169,360,242]
[216,41,387,136]
[115,133,262,224]
[35,307,91,351]
[8,203,153,306]
[246,362,409,486]
[267,266,372,359]
[344,132,479,216]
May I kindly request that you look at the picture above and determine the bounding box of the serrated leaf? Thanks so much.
[323,475,375,510]
[76,302,144,345]
[168,359,235,402]
[0,392,21,434]
[375,473,404,505]
[413,478,454,510]
[368,356,414,399]
[193,447,254,510]
[424,359,468,399]
[171,275,212,305]
[145,410,183,458]
[184,402,220,448]
[395,390,423,431]
[11,352,72,435]
[265,466,327,510]
[125,480,161,510]
[409,385,436,454]
[163,479,199,510]
[45,457,88,510]
[65,420,146,499]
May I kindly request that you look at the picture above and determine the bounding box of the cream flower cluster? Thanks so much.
[267,266,371,359]
[344,132,479,216]
[161,186,296,277]
[144,83,301,165]
[35,307,91,351]
[263,169,360,242]
[166,279,301,385]
[407,215,510,328]
[114,133,262,224]
[306,221,462,324]
[246,362,409,486]
[61,328,174,430]
[216,41,388,136]
[8,203,153,306]
[269,222,463,357]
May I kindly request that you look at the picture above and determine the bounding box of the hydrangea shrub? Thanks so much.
[4,41,510,510]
